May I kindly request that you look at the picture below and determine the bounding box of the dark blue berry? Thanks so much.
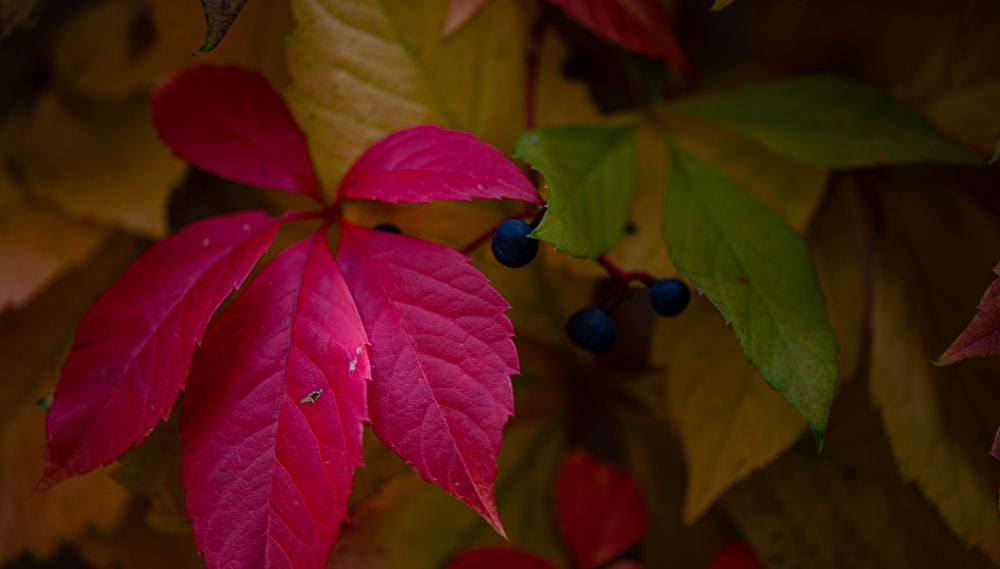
[374,223,402,234]
[566,307,617,354]
[649,278,690,317]
[491,219,538,268]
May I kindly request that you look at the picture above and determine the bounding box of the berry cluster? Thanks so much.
[480,214,690,354]
[565,276,690,354]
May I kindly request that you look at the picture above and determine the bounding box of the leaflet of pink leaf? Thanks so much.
[937,262,1000,364]
[337,125,541,205]
[555,450,648,569]
[442,0,490,36]
[152,64,323,202]
[448,547,558,569]
[336,222,517,537]
[546,0,691,72]
[181,233,370,569]
[40,211,279,489]
[703,540,765,569]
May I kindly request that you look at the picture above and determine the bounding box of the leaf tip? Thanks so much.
[810,427,826,453]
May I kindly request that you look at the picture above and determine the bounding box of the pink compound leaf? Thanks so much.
[336,222,517,537]
[936,261,1000,365]
[337,125,541,206]
[555,450,648,569]
[447,547,558,569]
[153,64,324,202]
[546,0,691,73]
[40,210,280,490]
[181,232,370,569]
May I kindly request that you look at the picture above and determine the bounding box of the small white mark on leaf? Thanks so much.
[202,238,211,247]
[242,223,251,231]
[299,389,322,404]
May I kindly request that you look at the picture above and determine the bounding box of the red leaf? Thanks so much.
[703,540,765,569]
[546,0,691,72]
[337,125,541,205]
[555,450,648,569]
[40,211,279,489]
[336,222,517,536]
[448,547,558,569]
[181,232,370,569]
[937,262,1000,364]
[153,64,323,202]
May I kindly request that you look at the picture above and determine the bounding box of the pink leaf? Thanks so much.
[546,0,691,72]
[937,262,1000,364]
[555,450,648,569]
[337,125,541,205]
[448,547,558,569]
[703,540,765,569]
[442,0,490,36]
[336,222,517,536]
[181,232,370,569]
[153,64,323,202]
[40,211,279,489]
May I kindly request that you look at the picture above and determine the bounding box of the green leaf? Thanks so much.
[197,0,248,53]
[663,144,838,443]
[710,0,736,11]
[514,125,637,258]
[669,74,979,168]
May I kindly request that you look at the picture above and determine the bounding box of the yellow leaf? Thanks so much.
[870,169,1000,564]
[0,165,107,309]
[723,380,999,569]
[286,0,531,188]
[664,114,828,233]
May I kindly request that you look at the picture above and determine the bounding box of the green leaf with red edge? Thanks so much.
[152,64,324,203]
[937,262,1000,364]
[336,222,518,537]
[448,547,557,569]
[555,450,648,569]
[339,125,540,205]
[40,211,279,489]
[513,125,637,258]
[181,232,371,569]
[668,75,980,168]
[546,0,691,72]
[197,0,249,53]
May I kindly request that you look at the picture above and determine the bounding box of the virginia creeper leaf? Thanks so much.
[546,0,691,72]
[339,125,540,205]
[513,125,636,258]
[668,75,980,168]
[181,233,370,569]
[555,450,648,569]
[152,64,323,202]
[197,0,249,53]
[704,541,764,569]
[663,144,838,444]
[869,176,1000,563]
[937,262,1000,364]
[448,547,557,569]
[41,211,279,489]
[285,0,529,185]
[336,222,516,537]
